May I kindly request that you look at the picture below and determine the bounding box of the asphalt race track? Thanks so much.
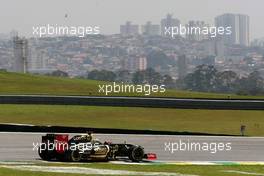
[0,132,264,162]
[0,95,264,110]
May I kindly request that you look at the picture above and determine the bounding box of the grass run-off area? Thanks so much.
[1,104,264,136]
[0,71,263,99]
[0,163,264,176]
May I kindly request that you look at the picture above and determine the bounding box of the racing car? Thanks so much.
[38,133,157,162]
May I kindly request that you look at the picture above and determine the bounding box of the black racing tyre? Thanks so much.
[56,153,67,162]
[38,144,55,161]
[66,149,82,162]
[129,146,144,162]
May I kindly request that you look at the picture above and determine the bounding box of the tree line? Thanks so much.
[50,65,264,96]
[180,65,264,95]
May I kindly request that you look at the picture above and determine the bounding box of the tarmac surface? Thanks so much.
[0,132,264,162]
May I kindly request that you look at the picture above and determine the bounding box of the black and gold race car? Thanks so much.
[38,133,157,162]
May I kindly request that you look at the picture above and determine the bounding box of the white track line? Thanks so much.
[0,131,264,139]
[223,170,264,176]
[0,165,197,176]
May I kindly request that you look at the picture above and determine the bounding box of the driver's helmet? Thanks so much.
[85,131,93,142]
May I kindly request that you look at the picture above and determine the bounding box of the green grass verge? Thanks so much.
[64,164,264,176]
[1,163,264,176]
[0,71,263,99]
[1,104,264,136]
[0,168,79,176]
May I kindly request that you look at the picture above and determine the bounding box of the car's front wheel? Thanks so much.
[129,146,144,162]
[66,149,82,162]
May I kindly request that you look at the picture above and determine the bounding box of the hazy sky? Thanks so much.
[0,0,263,40]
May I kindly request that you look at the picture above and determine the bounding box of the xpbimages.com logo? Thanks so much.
[32,24,100,37]
[33,141,101,154]
[164,140,232,154]
[98,82,166,95]
[164,24,232,38]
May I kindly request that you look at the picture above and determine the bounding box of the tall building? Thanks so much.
[215,13,250,46]
[161,14,180,36]
[29,49,47,70]
[186,20,208,41]
[141,21,160,36]
[120,21,139,36]
[12,36,28,73]
[177,55,187,79]
[123,55,147,71]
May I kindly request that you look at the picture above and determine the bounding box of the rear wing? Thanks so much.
[41,134,69,153]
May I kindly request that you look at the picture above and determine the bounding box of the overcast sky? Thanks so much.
[0,0,263,40]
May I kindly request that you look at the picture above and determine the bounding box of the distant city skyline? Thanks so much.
[0,0,263,40]
[215,14,250,46]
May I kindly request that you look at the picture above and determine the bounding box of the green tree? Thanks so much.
[237,71,264,95]
[132,68,163,85]
[50,70,68,77]
[87,70,116,81]
[162,74,175,88]
[183,65,218,92]
[216,70,239,92]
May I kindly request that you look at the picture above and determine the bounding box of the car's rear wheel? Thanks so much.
[129,146,144,162]
[38,144,55,161]
[67,149,82,162]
